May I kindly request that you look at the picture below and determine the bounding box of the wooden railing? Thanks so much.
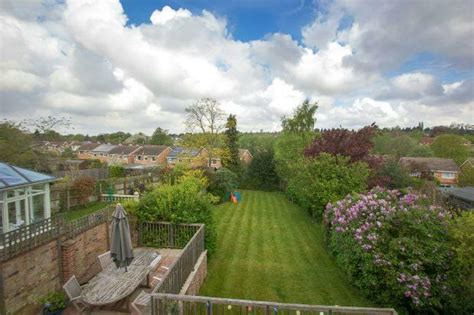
[101,193,139,202]
[150,294,398,315]
[138,222,205,296]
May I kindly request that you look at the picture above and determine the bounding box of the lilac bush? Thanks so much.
[324,187,460,313]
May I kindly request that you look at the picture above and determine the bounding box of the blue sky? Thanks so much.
[1,0,472,134]
[120,0,317,42]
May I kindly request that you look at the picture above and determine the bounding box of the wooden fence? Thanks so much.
[53,168,109,180]
[150,294,398,315]
[138,222,205,295]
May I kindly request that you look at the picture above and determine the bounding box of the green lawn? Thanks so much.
[63,202,109,221]
[200,190,369,306]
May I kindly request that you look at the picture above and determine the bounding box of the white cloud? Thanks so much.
[0,0,472,134]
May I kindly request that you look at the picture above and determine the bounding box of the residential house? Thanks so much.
[132,145,171,166]
[76,142,101,159]
[239,149,253,166]
[89,144,117,163]
[460,158,474,171]
[167,147,209,168]
[399,157,459,187]
[107,145,141,165]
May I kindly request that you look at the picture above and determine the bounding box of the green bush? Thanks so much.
[287,153,369,219]
[241,149,279,191]
[207,168,239,202]
[40,291,67,312]
[109,165,125,178]
[324,188,473,313]
[131,169,217,254]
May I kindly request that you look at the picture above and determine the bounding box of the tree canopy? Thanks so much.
[150,127,173,146]
[431,134,470,165]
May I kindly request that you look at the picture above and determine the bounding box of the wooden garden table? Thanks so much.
[82,248,160,306]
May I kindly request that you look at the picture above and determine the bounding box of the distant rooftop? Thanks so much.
[91,144,116,153]
[0,163,56,191]
[168,147,202,158]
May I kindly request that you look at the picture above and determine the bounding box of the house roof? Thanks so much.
[399,157,459,172]
[133,145,169,156]
[91,144,116,153]
[0,163,56,191]
[168,147,202,158]
[449,187,474,203]
[238,149,252,159]
[108,145,141,155]
[78,142,101,151]
[460,158,474,168]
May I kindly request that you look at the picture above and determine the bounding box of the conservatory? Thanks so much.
[0,163,56,234]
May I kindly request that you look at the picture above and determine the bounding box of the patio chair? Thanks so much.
[97,251,113,270]
[131,290,151,315]
[63,275,89,314]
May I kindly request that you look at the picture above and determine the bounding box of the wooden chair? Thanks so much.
[63,275,89,314]
[97,251,112,270]
[131,290,151,315]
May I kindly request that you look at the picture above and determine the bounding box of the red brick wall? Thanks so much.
[2,240,61,314]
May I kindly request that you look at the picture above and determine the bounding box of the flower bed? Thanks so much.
[324,187,470,313]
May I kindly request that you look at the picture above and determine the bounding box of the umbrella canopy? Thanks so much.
[110,204,134,270]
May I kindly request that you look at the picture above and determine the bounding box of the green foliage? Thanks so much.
[207,168,239,201]
[109,165,125,178]
[133,170,217,253]
[222,115,241,175]
[281,100,318,133]
[273,132,312,182]
[40,291,67,312]
[0,121,37,168]
[70,176,96,205]
[459,165,474,186]
[325,189,471,313]
[287,154,369,219]
[372,134,433,158]
[445,212,474,312]
[375,158,414,189]
[238,132,276,154]
[150,127,174,146]
[431,134,470,164]
[242,149,279,191]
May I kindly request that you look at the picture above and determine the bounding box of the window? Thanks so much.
[442,172,456,179]
[211,159,218,165]
[93,153,97,157]
[152,156,156,161]
[144,156,148,161]
[138,156,142,160]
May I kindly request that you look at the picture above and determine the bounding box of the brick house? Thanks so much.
[76,142,101,159]
[167,147,209,168]
[106,145,141,165]
[239,149,253,166]
[88,144,117,163]
[399,157,460,187]
[131,145,171,166]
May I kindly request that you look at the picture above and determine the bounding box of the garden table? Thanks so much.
[82,248,161,306]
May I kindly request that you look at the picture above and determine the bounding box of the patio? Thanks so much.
[62,248,182,314]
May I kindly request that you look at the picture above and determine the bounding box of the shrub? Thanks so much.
[132,170,217,254]
[242,149,279,191]
[207,168,239,202]
[287,153,369,219]
[109,165,125,178]
[40,291,67,312]
[70,176,96,205]
[324,187,471,313]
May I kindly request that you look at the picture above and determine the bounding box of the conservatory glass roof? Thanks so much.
[0,163,56,191]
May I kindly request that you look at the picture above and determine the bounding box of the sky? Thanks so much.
[0,0,473,135]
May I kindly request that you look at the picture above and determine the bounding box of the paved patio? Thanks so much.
[62,248,181,315]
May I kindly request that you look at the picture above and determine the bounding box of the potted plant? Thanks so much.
[40,291,67,315]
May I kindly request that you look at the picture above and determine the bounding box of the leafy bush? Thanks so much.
[324,187,472,313]
[40,291,67,312]
[242,149,279,191]
[109,165,125,178]
[207,168,239,202]
[130,170,217,254]
[70,176,96,205]
[287,153,369,219]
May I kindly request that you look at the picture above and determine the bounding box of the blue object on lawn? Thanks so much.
[233,191,241,202]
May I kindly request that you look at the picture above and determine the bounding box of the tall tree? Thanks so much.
[431,134,470,165]
[281,100,318,135]
[222,115,241,174]
[184,98,225,167]
[150,127,174,146]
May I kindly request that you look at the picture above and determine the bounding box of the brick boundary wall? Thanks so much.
[1,222,111,314]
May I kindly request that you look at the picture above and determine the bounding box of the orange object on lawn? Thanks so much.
[231,194,238,203]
